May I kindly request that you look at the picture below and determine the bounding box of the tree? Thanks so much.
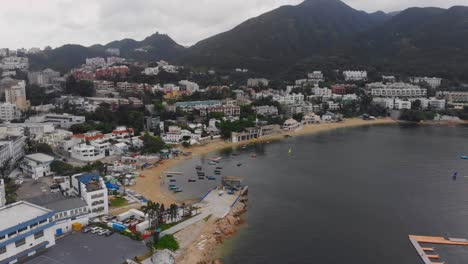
[50,160,74,175]
[412,99,422,110]
[141,201,161,230]
[29,143,54,155]
[65,76,95,97]
[142,133,167,154]
[0,158,12,180]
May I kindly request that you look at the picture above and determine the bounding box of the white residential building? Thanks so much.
[283,118,301,131]
[0,56,29,70]
[26,114,85,129]
[5,80,29,110]
[0,179,5,207]
[368,82,427,98]
[0,135,25,165]
[343,71,367,81]
[247,78,269,87]
[106,56,125,66]
[413,98,446,110]
[436,91,468,104]
[105,48,120,56]
[382,75,396,82]
[410,77,442,88]
[0,49,8,57]
[273,93,304,105]
[179,80,199,92]
[0,201,56,264]
[20,153,55,180]
[326,101,341,111]
[253,106,279,116]
[0,103,20,121]
[71,144,104,162]
[143,67,160,76]
[307,71,324,81]
[373,98,412,110]
[71,174,108,216]
[28,69,60,87]
[85,57,106,69]
[312,87,332,98]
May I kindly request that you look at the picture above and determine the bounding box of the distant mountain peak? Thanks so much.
[300,0,350,8]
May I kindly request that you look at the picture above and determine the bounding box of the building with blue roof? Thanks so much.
[0,201,55,264]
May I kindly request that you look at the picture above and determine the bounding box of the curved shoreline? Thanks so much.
[128,118,397,206]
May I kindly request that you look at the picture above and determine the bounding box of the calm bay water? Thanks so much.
[172,124,468,263]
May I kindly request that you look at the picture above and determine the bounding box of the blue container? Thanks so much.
[56,228,63,236]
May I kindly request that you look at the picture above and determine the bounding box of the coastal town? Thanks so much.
[0,45,466,263]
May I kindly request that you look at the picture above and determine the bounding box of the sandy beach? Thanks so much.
[128,118,396,206]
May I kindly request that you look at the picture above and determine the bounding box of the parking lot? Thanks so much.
[24,231,148,264]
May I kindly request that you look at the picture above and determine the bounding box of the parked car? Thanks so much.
[82,227,93,233]
[91,227,103,234]
[104,231,114,237]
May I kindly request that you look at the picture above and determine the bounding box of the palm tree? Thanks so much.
[141,201,159,229]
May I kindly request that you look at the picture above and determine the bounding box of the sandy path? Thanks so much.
[129,118,396,206]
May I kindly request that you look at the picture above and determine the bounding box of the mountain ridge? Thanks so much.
[26,0,468,80]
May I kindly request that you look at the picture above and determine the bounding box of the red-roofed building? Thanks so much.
[95,66,129,78]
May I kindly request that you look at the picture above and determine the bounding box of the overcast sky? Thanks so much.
[1,0,467,49]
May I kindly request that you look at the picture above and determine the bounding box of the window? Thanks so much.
[15,238,26,247]
[0,235,5,241]
[39,219,47,224]
[8,231,16,238]
[17,227,28,233]
[0,246,5,254]
[34,230,44,239]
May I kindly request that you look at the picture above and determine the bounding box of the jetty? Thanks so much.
[409,235,468,264]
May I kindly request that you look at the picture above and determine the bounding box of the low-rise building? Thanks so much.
[231,127,261,143]
[26,114,85,129]
[71,173,108,216]
[343,71,367,81]
[312,87,332,98]
[253,105,279,116]
[373,98,412,110]
[20,153,54,180]
[0,56,29,70]
[0,201,56,264]
[303,113,321,124]
[436,91,468,104]
[71,144,104,162]
[247,78,269,87]
[199,105,241,118]
[283,118,301,131]
[175,100,222,111]
[179,80,199,92]
[410,77,442,88]
[368,82,427,98]
[26,193,90,236]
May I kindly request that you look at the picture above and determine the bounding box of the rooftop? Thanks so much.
[25,153,55,163]
[26,193,87,212]
[0,201,52,231]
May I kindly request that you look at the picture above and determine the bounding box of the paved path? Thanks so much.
[160,189,240,237]
[160,212,211,237]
